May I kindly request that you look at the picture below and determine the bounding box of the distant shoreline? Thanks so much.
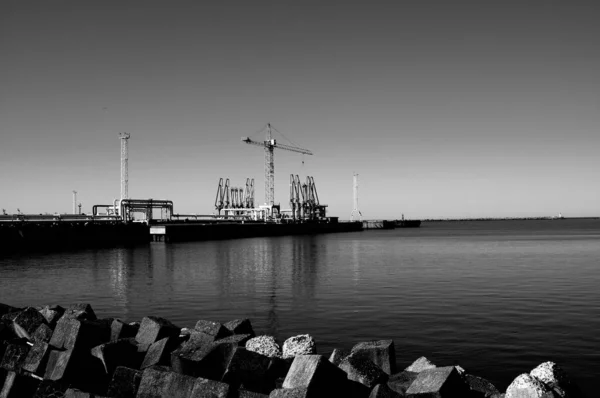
[420,217,599,222]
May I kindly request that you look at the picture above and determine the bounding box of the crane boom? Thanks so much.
[241,123,312,214]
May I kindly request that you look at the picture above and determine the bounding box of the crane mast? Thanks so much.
[242,123,312,218]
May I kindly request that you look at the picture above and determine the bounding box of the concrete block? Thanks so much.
[405,366,470,397]
[247,336,282,358]
[91,338,140,377]
[189,377,231,397]
[267,357,293,381]
[31,324,53,345]
[63,303,97,321]
[136,367,196,398]
[282,335,316,359]
[351,340,396,375]
[387,371,419,396]
[22,341,50,375]
[107,366,142,398]
[110,320,139,343]
[222,347,272,393]
[37,305,65,328]
[339,352,388,389]
[135,317,180,353]
[0,342,30,372]
[12,307,48,340]
[239,390,269,398]
[269,387,310,398]
[44,349,75,381]
[140,337,173,370]
[405,357,436,373]
[0,371,41,398]
[328,348,349,366]
[369,383,402,398]
[49,318,111,352]
[172,332,236,379]
[49,317,81,350]
[283,354,349,397]
[194,320,230,340]
[216,333,252,347]
[224,318,255,337]
[65,388,94,398]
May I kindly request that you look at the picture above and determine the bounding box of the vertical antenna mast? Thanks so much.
[119,133,130,200]
[72,190,77,214]
[351,173,362,221]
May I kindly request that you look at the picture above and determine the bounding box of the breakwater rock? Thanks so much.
[0,302,585,397]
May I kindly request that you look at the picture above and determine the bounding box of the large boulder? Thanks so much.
[529,362,582,398]
[405,366,471,397]
[282,335,316,359]
[505,373,553,398]
[351,340,396,375]
[247,336,282,358]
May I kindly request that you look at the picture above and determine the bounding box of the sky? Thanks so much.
[1,1,599,219]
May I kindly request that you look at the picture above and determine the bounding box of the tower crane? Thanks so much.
[242,123,312,217]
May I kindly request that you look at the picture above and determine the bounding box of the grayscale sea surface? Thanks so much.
[1,219,599,395]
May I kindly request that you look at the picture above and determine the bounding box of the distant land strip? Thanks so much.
[420,217,599,222]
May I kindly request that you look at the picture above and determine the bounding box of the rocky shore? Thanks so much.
[0,302,584,397]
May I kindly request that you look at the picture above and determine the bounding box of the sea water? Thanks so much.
[1,219,599,395]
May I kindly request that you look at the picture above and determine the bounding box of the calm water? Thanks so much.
[1,219,599,396]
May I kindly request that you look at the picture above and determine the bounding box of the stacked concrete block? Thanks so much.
[281,354,349,397]
[0,302,588,398]
[135,317,180,353]
[351,340,396,375]
[110,320,139,343]
[404,366,471,397]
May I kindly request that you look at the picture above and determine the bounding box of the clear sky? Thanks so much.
[1,1,598,219]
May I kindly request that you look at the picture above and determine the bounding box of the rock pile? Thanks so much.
[0,302,585,397]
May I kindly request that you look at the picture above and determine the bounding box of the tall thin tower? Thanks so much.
[264,124,274,206]
[351,173,362,221]
[72,190,78,214]
[119,133,130,200]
